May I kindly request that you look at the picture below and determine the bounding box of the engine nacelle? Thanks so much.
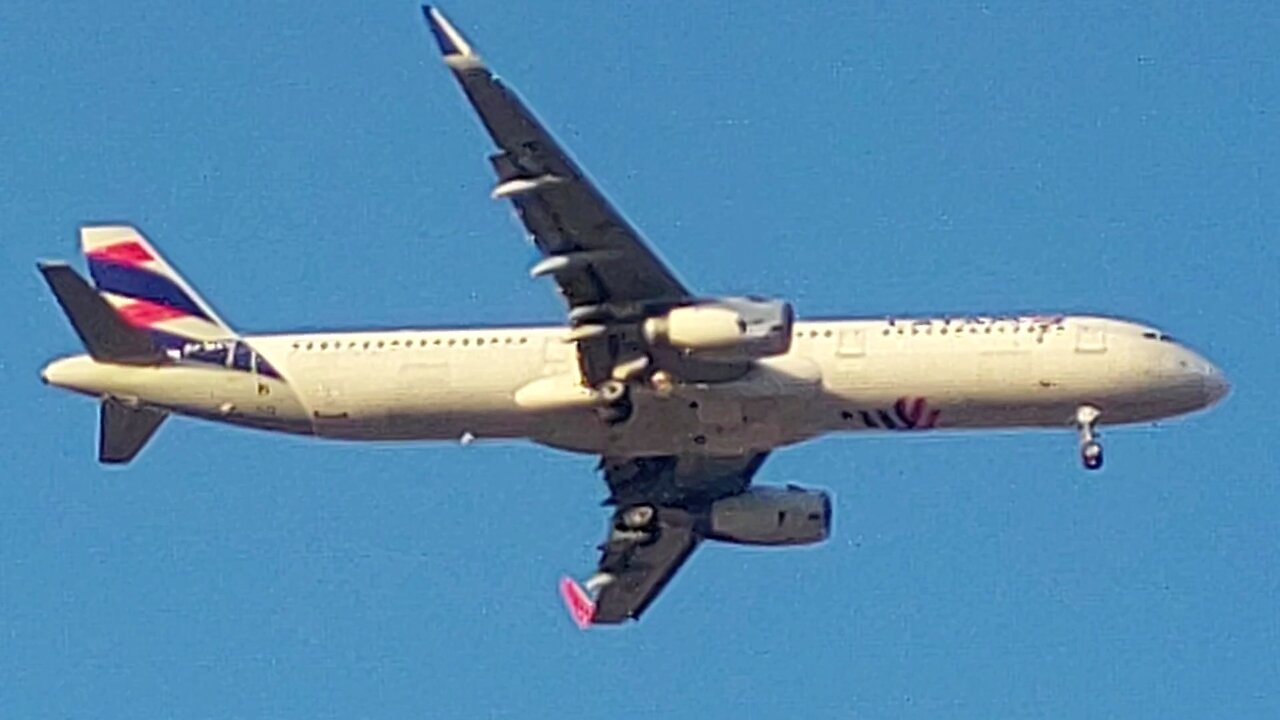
[643,297,793,361]
[707,485,831,546]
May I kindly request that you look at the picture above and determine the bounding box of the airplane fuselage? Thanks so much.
[42,314,1227,458]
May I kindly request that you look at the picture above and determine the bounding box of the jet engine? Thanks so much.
[642,297,793,361]
[706,485,831,546]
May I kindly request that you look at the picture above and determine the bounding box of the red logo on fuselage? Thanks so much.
[854,396,940,431]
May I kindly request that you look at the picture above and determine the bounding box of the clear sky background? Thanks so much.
[2,2,1277,717]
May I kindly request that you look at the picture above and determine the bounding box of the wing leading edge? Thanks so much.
[422,6,690,308]
[422,6,695,385]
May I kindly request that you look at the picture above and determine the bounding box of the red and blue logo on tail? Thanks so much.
[79,225,279,379]
[81,225,234,351]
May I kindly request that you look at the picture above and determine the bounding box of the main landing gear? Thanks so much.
[1075,404,1104,471]
[616,504,656,534]
[596,379,633,425]
[595,355,655,425]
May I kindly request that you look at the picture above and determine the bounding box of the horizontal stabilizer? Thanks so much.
[100,398,167,464]
[38,262,162,364]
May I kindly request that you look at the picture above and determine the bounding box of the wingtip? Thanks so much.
[36,259,70,273]
[558,576,596,630]
[422,5,475,59]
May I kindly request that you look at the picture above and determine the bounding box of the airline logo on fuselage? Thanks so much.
[854,397,940,431]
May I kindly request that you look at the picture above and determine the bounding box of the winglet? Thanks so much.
[558,576,596,630]
[422,6,476,60]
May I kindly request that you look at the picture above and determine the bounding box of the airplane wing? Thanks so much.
[566,454,769,626]
[422,7,694,384]
[590,505,701,625]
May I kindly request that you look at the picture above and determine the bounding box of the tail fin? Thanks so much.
[81,225,236,351]
[100,398,167,464]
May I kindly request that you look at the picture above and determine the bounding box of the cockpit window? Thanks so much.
[1143,331,1177,343]
[183,341,231,365]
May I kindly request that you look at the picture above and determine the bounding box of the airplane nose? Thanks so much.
[1201,362,1230,406]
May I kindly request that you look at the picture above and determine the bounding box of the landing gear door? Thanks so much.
[1075,323,1107,353]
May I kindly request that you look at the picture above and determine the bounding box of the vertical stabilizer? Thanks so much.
[81,225,237,350]
[99,398,167,464]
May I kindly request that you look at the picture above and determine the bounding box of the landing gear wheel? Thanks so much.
[596,380,633,425]
[599,380,627,404]
[619,504,656,530]
[1081,441,1104,471]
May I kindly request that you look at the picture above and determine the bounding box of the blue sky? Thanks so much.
[2,1,1277,717]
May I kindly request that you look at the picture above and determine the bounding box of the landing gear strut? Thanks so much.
[1075,404,1103,471]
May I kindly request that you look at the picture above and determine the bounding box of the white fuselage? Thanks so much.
[42,314,1227,457]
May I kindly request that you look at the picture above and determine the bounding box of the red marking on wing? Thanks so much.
[558,576,595,630]
[85,240,154,266]
[116,299,188,327]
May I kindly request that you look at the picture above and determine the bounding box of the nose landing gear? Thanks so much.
[1075,404,1103,470]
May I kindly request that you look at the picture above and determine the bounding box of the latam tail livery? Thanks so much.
[38,8,1228,627]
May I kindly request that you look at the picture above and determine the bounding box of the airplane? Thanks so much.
[37,7,1228,628]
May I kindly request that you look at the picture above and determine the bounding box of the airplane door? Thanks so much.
[837,328,866,358]
[1075,324,1107,353]
[832,326,868,388]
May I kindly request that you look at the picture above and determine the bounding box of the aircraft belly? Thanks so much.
[528,387,813,457]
